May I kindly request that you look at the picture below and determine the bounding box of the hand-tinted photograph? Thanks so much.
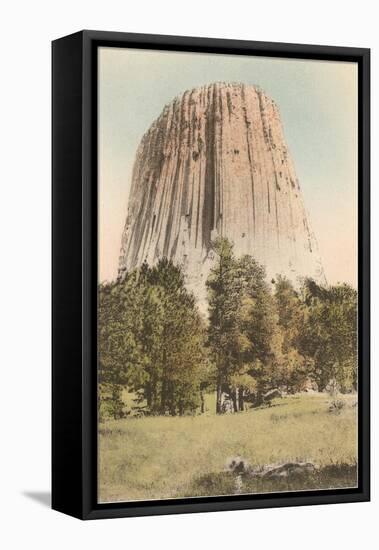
[97,47,358,504]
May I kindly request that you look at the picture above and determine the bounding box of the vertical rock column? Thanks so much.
[118,82,325,309]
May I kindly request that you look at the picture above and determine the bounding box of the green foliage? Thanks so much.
[207,242,290,410]
[298,279,358,392]
[206,238,245,412]
[98,383,126,421]
[237,255,279,403]
[273,276,309,392]
[98,259,208,418]
[99,239,358,419]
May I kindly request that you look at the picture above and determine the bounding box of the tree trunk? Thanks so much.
[216,381,222,414]
[160,344,168,414]
[161,379,167,414]
[238,387,245,411]
[146,382,152,409]
[168,381,176,416]
[231,387,238,413]
[151,378,157,413]
[200,389,205,414]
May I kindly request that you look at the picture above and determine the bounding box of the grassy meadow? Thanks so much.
[98,392,358,503]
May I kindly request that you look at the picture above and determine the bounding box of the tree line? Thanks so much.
[98,238,357,419]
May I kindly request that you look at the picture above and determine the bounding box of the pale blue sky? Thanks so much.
[99,47,358,286]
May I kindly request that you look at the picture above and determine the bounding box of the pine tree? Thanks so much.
[206,238,244,413]
[274,276,309,392]
[98,259,208,418]
[236,255,279,404]
[298,279,358,392]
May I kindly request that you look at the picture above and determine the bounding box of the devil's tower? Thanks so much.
[118,82,325,309]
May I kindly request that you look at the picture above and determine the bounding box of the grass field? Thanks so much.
[98,393,358,503]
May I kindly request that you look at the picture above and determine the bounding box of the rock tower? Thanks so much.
[118,83,325,309]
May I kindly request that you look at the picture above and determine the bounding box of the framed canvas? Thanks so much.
[52,30,370,520]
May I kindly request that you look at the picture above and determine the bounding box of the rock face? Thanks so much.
[118,82,325,310]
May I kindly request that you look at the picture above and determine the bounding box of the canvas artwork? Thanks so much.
[97,48,358,504]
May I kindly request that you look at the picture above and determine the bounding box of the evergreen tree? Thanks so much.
[98,259,207,418]
[206,238,245,413]
[236,255,279,404]
[99,247,358,420]
[274,276,309,392]
[298,279,358,392]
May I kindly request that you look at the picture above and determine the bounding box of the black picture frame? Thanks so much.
[52,30,370,520]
